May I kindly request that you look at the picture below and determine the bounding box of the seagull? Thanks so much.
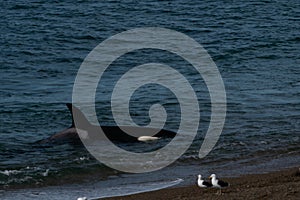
[77,197,87,200]
[209,174,229,194]
[197,174,212,188]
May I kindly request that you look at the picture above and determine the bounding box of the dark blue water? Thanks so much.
[1,0,299,193]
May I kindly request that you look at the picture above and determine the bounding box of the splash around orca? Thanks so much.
[38,103,177,144]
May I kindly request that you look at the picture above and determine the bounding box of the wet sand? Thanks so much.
[103,167,300,200]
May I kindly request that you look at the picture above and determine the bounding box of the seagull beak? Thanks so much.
[209,176,212,179]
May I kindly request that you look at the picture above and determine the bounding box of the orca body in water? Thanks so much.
[38,103,176,144]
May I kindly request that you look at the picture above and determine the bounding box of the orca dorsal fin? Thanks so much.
[66,103,75,127]
[66,103,91,129]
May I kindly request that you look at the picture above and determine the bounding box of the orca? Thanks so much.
[38,103,176,144]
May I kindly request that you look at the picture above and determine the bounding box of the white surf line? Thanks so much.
[137,136,160,142]
[88,178,184,200]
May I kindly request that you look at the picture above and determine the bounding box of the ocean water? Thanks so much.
[0,0,299,198]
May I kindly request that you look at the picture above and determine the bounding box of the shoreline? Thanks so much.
[1,166,299,200]
[102,167,300,200]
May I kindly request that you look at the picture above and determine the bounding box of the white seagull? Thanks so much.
[77,197,87,200]
[197,174,212,188]
[209,174,229,194]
